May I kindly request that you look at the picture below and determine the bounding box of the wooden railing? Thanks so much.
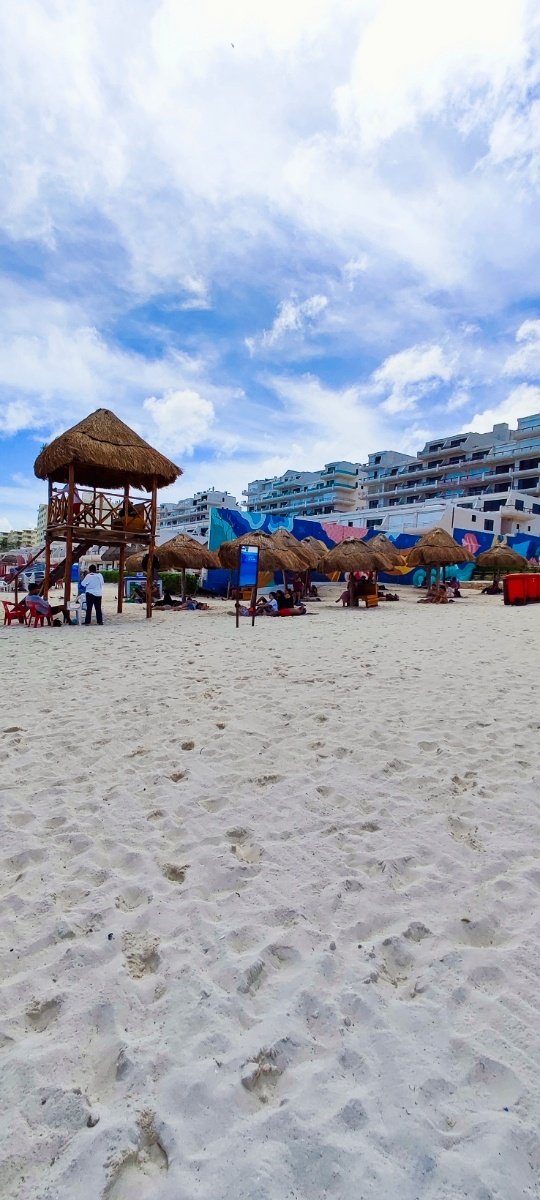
[48,488,152,534]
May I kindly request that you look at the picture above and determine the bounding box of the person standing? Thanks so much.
[83,564,104,625]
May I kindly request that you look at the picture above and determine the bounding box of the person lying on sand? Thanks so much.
[154,589,183,608]
[481,582,502,595]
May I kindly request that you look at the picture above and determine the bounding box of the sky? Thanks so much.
[1,0,540,530]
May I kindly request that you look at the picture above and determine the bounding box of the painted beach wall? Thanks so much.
[206,508,540,592]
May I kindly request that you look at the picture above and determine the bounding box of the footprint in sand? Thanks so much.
[238,958,266,995]
[227,827,261,864]
[161,862,189,884]
[338,1097,368,1130]
[241,1053,282,1102]
[115,886,151,912]
[26,996,62,1032]
[181,740,195,751]
[122,934,160,978]
[448,815,482,850]
[169,771,187,783]
[103,1113,168,1199]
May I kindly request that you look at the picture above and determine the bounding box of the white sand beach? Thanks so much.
[1,587,540,1200]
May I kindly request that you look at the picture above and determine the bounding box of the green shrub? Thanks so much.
[160,571,198,596]
[101,568,199,595]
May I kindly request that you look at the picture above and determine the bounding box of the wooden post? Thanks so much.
[181,567,186,602]
[117,484,129,614]
[44,536,52,599]
[146,477,157,619]
[42,479,53,599]
[118,546,125,614]
[251,578,258,627]
[64,464,75,606]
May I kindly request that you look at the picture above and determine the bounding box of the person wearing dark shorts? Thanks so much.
[83,564,104,625]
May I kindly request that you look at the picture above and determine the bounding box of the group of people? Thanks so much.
[154,589,209,611]
[22,564,105,626]
[418,578,462,604]
[237,588,308,617]
[336,574,400,605]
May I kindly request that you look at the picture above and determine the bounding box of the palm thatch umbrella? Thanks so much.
[319,537,392,606]
[406,526,474,588]
[218,529,305,573]
[126,534,217,599]
[101,543,144,567]
[299,536,329,568]
[319,537,392,574]
[34,408,181,490]
[367,532,405,569]
[271,528,313,566]
[476,542,527,583]
[158,534,218,600]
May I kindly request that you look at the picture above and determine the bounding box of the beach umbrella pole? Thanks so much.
[181,567,186,602]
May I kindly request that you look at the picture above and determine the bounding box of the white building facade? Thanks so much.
[366,414,540,510]
[245,461,367,519]
[158,490,239,543]
[330,490,540,542]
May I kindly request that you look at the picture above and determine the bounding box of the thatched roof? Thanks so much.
[271,528,313,565]
[406,527,474,567]
[101,542,144,564]
[125,535,217,573]
[299,536,329,568]
[156,534,218,571]
[34,408,182,491]
[476,543,527,573]
[218,530,305,572]
[367,532,405,567]
[318,537,391,574]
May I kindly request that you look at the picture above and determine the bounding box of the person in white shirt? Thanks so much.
[83,564,104,625]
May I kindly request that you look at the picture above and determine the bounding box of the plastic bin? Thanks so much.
[503,574,527,605]
[525,573,540,602]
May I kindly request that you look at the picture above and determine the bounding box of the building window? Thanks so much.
[471,514,476,522]
[484,519,494,531]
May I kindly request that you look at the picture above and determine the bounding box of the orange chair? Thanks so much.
[2,600,27,626]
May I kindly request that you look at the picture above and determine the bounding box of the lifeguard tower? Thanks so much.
[33,408,181,618]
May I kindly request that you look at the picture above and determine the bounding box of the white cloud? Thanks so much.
[373,343,454,414]
[143,389,215,455]
[504,319,540,377]
[336,0,528,145]
[247,294,328,354]
[0,515,13,532]
[470,383,540,433]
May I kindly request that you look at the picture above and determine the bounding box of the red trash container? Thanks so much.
[526,573,540,602]
[503,574,527,605]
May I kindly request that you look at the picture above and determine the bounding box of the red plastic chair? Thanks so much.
[2,600,27,626]
[25,606,53,627]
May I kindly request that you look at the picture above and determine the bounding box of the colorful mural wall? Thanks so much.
[206,508,540,593]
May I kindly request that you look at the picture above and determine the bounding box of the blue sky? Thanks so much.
[1,0,540,530]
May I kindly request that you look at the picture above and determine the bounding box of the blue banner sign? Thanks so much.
[238,545,259,588]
